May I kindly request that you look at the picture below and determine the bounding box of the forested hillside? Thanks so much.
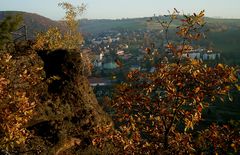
[0,11,66,39]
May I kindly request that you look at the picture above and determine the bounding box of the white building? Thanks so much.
[117,50,124,56]
[99,52,104,61]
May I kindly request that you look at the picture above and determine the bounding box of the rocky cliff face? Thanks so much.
[0,42,113,154]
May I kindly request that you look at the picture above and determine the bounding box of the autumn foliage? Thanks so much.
[92,10,240,154]
[34,2,85,50]
[0,48,45,151]
[110,60,239,154]
[0,5,240,154]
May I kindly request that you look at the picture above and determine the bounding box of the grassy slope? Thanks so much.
[80,18,146,34]
[196,18,240,64]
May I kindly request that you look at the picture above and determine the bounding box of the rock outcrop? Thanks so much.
[0,42,113,154]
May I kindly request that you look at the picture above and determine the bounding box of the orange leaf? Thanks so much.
[194,87,200,93]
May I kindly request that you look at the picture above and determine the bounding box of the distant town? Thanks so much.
[83,28,222,96]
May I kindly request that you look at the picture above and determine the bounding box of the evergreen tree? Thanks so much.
[0,14,23,49]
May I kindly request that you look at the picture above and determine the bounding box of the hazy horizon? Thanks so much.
[1,0,240,20]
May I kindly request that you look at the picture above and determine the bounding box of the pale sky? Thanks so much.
[0,0,240,20]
